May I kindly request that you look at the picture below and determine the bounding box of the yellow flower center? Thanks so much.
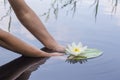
[73,48,80,53]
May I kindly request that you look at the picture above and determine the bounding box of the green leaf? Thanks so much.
[79,48,103,59]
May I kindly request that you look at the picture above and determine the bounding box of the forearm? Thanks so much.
[8,0,56,47]
[8,0,65,52]
[0,29,50,57]
[8,0,30,16]
[0,40,15,51]
[8,0,44,33]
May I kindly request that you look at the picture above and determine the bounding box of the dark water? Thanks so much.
[0,0,120,80]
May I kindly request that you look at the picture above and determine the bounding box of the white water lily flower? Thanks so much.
[65,42,87,56]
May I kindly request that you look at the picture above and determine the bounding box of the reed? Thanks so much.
[0,0,12,32]
[0,0,119,30]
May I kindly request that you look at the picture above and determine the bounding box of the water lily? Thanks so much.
[65,42,87,56]
[65,42,103,61]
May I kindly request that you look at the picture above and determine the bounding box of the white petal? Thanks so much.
[72,42,77,48]
[76,52,81,55]
[74,52,80,56]
[78,42,82,47]
[65,48,71,53]
[71,52,78,56]
[67,44,72,50]
[81,46,87,52]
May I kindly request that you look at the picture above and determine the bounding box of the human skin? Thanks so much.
[0,0,65,57]
[0,29,63,57]
[8,0,65,52]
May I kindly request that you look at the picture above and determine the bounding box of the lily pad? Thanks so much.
[67,48,103,60]
[80,48,103,59]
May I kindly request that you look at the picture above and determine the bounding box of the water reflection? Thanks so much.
[0,0,120,24]
[0,56,48,80]
[0,47,51,80]
[65,58,87,64]
[41,0,78,20]
[0,0,120,32]
[41,0,120,20]
[0,0,12,31]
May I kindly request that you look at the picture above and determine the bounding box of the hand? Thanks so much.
[41,47,65,57]
[48,52,64,57]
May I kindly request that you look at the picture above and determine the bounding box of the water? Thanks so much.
[0,0,120,80]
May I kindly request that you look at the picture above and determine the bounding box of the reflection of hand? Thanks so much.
[0,56,48,80]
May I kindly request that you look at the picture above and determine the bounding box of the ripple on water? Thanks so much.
[54,32,120,80]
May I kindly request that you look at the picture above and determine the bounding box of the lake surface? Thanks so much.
[0,0,120,80]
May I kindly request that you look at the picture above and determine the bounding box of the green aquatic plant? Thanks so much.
[65,42,87,56]
[65,42,103,60]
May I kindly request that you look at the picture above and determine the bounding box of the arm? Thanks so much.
[8,0,65,52]
[0,29,63,57]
